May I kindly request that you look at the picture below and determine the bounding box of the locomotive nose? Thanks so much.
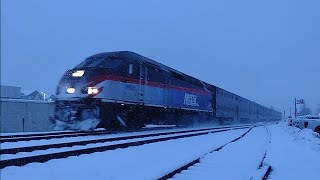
[56,68,103,100]
[56,69,90,98]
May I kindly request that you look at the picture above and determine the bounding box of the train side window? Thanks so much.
[128,64,133,75]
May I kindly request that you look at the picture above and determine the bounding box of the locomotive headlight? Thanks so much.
[87,87,99,95]
[72,70,85,77]
[66,87,76,94]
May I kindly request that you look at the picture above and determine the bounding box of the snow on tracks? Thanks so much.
[0,125,250,169]
[161,126,271,180]
[1,128,250,180]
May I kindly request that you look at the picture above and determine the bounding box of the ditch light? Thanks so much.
[88,87,99,95]
[66,87,76,94]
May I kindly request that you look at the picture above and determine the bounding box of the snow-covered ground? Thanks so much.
[171,126,269,180]
[1,125,242,149]
[1,128,238,160]
[1,128,248,179]
[1,123,319,180]
[265,123,320,180]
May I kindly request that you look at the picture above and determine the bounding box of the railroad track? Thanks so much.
[0,130,105,139]
[0,125,186,143]
[1,125,247,155]
[0,125,251,169]
[0,124,253,143]
[0,129,111,143]
[158,125,272,180]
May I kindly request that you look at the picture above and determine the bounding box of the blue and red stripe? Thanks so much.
[88,75,211,96]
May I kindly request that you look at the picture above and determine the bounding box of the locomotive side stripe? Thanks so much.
[88,75,211,96]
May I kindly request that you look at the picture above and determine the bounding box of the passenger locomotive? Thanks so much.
[54,51,281,130]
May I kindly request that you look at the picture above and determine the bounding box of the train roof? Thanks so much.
[88,51,182,74]
[88,51,206,86]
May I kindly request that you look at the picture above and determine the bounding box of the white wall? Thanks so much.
[0,99,54,133]
[0,85,21,99]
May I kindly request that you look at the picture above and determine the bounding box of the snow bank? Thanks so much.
[281,123,320,152]
[265,124,320,180]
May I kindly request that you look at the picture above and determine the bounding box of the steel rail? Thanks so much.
[0,126,250,169]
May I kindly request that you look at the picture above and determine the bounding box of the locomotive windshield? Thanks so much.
[75,56,124,69]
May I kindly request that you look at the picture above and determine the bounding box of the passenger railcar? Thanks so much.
[54,51,281,130]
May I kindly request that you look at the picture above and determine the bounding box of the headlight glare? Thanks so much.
[88,87,99,95]
[72,70,85,77]
[66,87,76,94]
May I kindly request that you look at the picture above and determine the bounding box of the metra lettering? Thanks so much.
[184,93,199,107]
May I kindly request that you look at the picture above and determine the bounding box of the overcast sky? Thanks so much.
[1,0,320,114]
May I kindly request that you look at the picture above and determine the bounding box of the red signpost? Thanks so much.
[296,99,305,104]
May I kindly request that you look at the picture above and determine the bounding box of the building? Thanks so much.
[0,85,54,133]
[21,90,56,101]
[0,85,21,99]
[21,90,44,100]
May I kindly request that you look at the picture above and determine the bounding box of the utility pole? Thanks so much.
[41,92,46,101]
[294,98,297,118]
[289,108,291,116]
